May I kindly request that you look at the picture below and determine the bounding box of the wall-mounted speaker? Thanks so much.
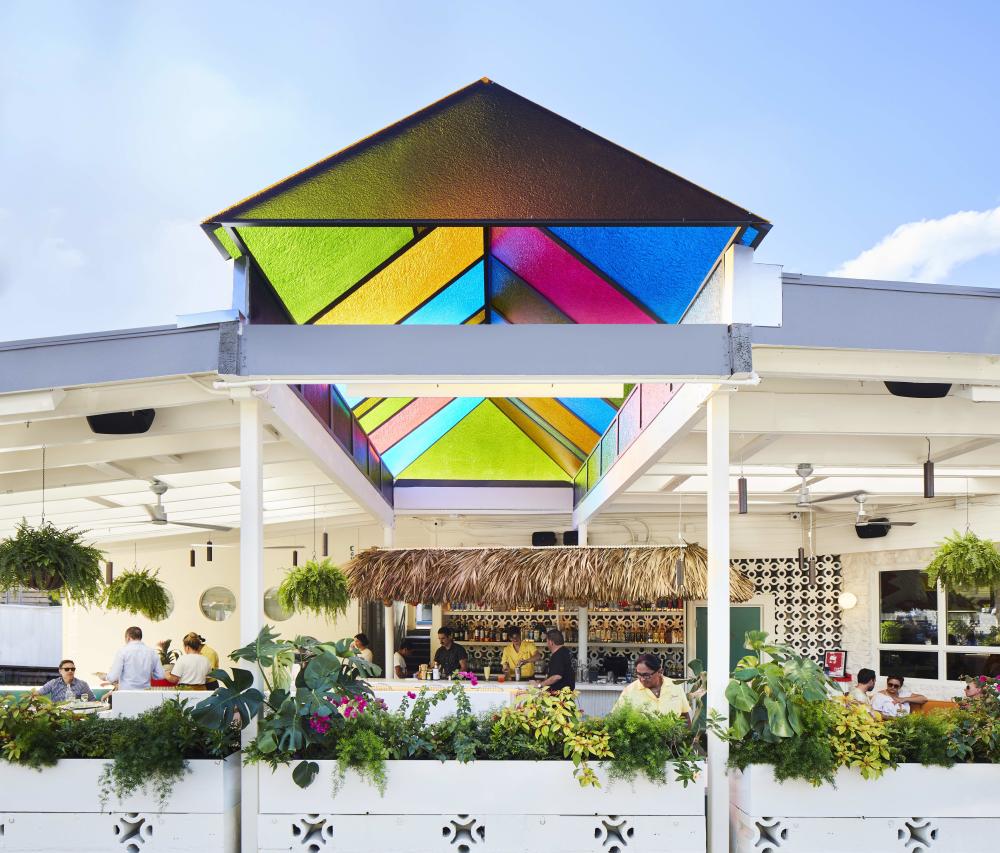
[562,530,579,546]
[86,409,156,434]
[884,382,951,399]
[855,518,891,539]
[531,531,557,547]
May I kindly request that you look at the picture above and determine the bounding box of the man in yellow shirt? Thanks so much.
[501,627,541,680]
[613,653,690,721]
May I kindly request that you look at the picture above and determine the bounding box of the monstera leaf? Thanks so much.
[192,667,263,731]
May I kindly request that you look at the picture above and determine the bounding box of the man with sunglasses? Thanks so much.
[612,653,690,721]
[36,659,92,702]
[871,674,927,718]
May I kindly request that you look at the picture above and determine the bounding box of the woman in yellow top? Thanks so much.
[613,653,690,721]
[501,626,541,679]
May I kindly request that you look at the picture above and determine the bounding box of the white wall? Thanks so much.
[0,604,62,667]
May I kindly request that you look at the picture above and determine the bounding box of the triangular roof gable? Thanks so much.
[203,79,770,234]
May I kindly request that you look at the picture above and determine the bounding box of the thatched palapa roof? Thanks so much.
[343,544,755,607]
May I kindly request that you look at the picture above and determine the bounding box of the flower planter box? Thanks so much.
[0,754,240,852]
[258,760,705,852]
[731,764,1000,852]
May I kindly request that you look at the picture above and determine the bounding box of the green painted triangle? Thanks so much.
[396,400,570,481]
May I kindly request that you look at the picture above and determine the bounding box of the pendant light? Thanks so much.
[190,549,196,568]
[806,517,817,587]
[737,445,748,514]
[292,549,298,567]
[206,540,213,562]
[322,530,329,558]
[105,561,114,584]
[923,437,935,499]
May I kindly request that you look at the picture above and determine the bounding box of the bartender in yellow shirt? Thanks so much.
[613,653,690,721]
[501,626,541,679]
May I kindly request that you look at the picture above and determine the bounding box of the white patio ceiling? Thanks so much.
[611,376,1000,530]
[0,376,371,544]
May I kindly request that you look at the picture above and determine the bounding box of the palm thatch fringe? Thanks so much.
[343,544,754,607]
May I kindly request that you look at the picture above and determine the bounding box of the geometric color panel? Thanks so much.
[489,259,573,324]
[358,397,414,433]
[491,226,656,323]
[315,227,482,324]
[556,397,617,434]
[491,397,583,475]
[513,397,600,454]
[237,226,414,323]
[403,259,485,324]
[396,400,571,481]
[370,397,453,454]
[381,397,481,475]
[549,225,737,323]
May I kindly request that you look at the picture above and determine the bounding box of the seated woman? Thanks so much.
[393,639,417,678]
[37,659,92,702]
[166,636,211,689]
[351,633,375,664]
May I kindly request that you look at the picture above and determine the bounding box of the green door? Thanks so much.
[695,606,761,673]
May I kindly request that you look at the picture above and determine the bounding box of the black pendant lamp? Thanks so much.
[924,438,935,499]
[206,540,213,562]
[738,476,748,514]
[105,561,114,584]
[292,549,299,567]
[674,553,685,588]
[322,530,329,558]
[189,549,196,568]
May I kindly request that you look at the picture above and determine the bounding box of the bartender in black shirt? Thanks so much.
[434,626,469,676]
[538,628,576,692]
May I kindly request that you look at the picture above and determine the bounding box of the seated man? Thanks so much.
[850,667,876,706]
[36,659,92,702]
[871,674,927,717]
[612,653,690,721]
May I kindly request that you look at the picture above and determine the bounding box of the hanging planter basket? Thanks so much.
[0,520,105,605]
[924,530,1000,590]
[277,558,351,620]
[103,568,172,621]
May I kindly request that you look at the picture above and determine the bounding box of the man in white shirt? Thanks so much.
[104,626,164,690]
[871,675,928,718]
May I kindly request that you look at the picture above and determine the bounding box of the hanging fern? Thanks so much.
[924,530,1000,589]
[0,520,104,606]
[103,568,172,621]
[277,559,351,620]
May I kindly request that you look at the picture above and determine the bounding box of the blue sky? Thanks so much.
[2,1,999,340]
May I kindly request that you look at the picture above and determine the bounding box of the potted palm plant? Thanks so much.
[0,520,104,605]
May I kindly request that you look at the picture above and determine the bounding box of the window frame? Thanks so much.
[874,566,1000,684]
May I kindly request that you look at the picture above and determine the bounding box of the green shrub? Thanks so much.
[885,712,956,766]
[829,701,894,779]
[925,530,1000,589]
[603,704,700,786]
[0,694,74,769]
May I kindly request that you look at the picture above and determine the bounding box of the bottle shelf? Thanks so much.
[461,640,578,646]
[447,609,683,616]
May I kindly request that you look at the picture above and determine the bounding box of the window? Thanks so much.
[877,570,1000,681]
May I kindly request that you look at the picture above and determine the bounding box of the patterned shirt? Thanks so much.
[38,677,92,702]
[107,640,165,690]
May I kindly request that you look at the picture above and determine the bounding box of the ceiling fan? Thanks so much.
[852,493,916,529]
[138,480,233,532]
[793,463,865,509]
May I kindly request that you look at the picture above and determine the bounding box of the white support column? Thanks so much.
[706,390,731,853]
[383,525,395,678]
[576,523,589,676]
[238,396,264,853]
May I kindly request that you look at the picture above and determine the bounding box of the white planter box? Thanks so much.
[259,760,705,852]
[0,754,239,852]
[731,763,1000,853]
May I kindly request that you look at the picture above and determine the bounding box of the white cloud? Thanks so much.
[829,206,1000,283]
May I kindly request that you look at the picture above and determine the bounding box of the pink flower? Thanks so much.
[980,675,988,683]
[309,713,332,734]
[406,691,416,699]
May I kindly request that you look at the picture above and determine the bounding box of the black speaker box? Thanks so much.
[562,530,579,546]
[531,531,557,547]
[884,382,951,399]
[86,409,156,435]
[855,518,891,539]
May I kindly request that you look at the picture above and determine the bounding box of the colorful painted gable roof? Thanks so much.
[207,81,769,484]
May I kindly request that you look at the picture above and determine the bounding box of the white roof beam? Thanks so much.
[259,384,393,528]
[932,437,1000,462]
[573,383,716,528]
